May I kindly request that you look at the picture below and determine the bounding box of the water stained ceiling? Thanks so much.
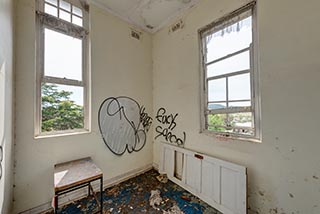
[91,0,201,33]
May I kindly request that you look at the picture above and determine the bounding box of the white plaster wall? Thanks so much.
[0,0,14,213]
[14,1,153,213]
[152,0,320,213]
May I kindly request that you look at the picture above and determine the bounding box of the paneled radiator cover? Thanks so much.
[159,142,247,214]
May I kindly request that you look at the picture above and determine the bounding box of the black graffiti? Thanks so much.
[98,96,152,156]
[155,108,177,130]
[140,106,153,132]
[155,107,186,146]
[155,126,186,146]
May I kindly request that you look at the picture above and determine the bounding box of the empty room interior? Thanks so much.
[1,0,320,213]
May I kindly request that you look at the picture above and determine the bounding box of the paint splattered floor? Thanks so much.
[47,169,222,214]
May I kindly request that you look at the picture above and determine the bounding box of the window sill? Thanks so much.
[200,129,261,144]
[34,129,91,139]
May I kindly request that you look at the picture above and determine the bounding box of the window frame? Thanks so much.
[199,1,261,142]
[35,0,91,137]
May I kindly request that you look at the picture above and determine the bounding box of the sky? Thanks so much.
[206,16,253,109]
[44,28,83,106]
[43,0,84,106]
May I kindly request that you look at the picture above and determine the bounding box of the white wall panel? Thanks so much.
[185,154,201,192]
[160,143,247,214]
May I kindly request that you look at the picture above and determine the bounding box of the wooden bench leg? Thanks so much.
[88,181,91,196]
[100,176,103,214]
[54,194,58,214]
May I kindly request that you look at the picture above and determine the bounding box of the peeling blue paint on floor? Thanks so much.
[47,169,221,214]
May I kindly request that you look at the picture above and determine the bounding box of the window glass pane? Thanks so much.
[60,0,71,12]
[208,78,226,102]
[208,114,227,132]
[44,28,82,80]
[41,83,84,132]
[229,112,253,128]
[45,0,57,6]
[208,102,226,110]
[229,112,254,136]
[59,9,71,22]
[202,7,257,137]
[206,16,252,62]
[45,3,57,17]
[72,5,83,17]
[72,15,83,26]
[229,101,251,108]
[207,51,250,78]
[208,112,254,135]
[228,73,251,100]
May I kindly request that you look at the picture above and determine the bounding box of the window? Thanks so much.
[199,2,261,141]
[35,0,90,136]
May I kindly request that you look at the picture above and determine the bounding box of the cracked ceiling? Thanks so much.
[91,0,201,33]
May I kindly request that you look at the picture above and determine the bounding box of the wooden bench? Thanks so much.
[54,157,103,214]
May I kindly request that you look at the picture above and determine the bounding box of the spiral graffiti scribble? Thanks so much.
[98,96,152,155]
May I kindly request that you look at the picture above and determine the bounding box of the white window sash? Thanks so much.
[199,1,256,37]
[43,76,84,87]
[38,0,89,13]
[37,0,90,33]
[35,0,91,137]
[208,125,254,131]
[199,1,260,140]
[36,11,88,39]
[206,69,250,81]
[207,107,252,115]
[205,47,250,67]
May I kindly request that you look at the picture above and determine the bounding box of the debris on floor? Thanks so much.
[46,169,221,214]
[150,189,163,209]
[163,204,184,214]
[107,185,119,196]
[156,174,168,183]
[180,195,191,202]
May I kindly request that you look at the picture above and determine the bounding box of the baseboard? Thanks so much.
[19,164,153,214]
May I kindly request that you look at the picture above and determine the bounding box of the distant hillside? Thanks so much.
[208,103,225,110]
